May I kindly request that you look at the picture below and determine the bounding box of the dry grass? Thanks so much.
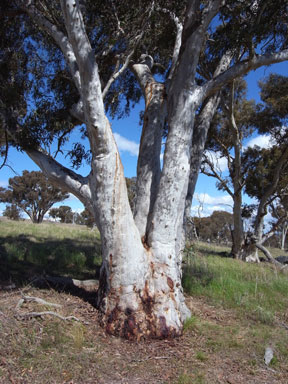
[1,287,288,383]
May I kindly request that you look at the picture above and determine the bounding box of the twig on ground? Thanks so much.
[130,356,170,363]
[278,322,288,331]
[15,311,89,324]
[16,295,62,310]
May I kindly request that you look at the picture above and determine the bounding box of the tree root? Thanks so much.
[16,295,62,310]
[15,310,89,324]
[15,295,89,324]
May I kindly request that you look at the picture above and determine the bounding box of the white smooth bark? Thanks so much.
[132,57,166,239]
[184,50,233,225]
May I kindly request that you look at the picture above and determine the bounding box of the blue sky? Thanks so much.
[0,61,287,218]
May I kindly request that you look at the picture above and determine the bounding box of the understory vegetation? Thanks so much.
[0,219,288,383]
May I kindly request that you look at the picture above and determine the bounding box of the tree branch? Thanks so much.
[262,212,288,244]
[24,1,81,92]
[11,145,92,212]
[15,311,88,324]
[102,2,156,98]
[202,153,233,198]
[16,295,62,310]
[255,243,283,267]
[157,7,183,83]
[203,49,288,98]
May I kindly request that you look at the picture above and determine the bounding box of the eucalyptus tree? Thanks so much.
[1,0,288,338]
[200,79,256,259]
[0,171,69,223]
[49,205,73,223]
[242,74,288,262]
[270,197,288,251]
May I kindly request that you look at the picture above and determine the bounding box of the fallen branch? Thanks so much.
[16,295,62,310]
[255,243,283,268]
[15,311,89,324]
[33,275,99,291]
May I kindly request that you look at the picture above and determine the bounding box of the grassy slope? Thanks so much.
[0,219,101,281]
[0,220,288,383]
[183,242,288,324]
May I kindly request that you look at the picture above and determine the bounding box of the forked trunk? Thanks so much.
[93,140,188,339]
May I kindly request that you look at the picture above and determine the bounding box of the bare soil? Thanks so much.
[0,285,287,384]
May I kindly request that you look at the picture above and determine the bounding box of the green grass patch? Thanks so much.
[0,219,102,282]
[183,242,288,323]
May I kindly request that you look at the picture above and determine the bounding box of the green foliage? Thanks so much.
[49,205,73,223]
[193,211,233,243]
[76,208,95,228]
[0,170,69,223]
[1,0,287,169]
[244,145,288,201]
[3,204,21,220]
[256,74,288,138]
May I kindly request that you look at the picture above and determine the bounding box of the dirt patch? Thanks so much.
[0,288,287,384]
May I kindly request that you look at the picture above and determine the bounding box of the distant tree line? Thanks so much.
[1,171,136,229]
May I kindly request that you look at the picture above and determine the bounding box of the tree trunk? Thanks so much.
[280,225,288,250]
[229,93,245,260]
[132,58,166,239]
[95,170,189,338]
[231,190,244,259]
[184,50,232,233]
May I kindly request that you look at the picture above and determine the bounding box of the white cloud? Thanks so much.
[0,180,8,187]
[204,151,228,173]
[192,193,233,217]
[194,193,233,207]
[244,134,272,150]
[113,132,139,156]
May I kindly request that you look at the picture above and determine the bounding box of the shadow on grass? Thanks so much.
[196,246,231,259]
[0,234,102,284]
[0,234,103,307]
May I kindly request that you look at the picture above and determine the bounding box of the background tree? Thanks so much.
[243,144,288,262]
[1,0,288,338]
[2,204,22,221]
[0,170,69,223]
[270,197,288,251]
[193,211,233,244]
[49,205,73,223]
[242,74,288,262]
[201,78,256,259]
[76,208,95,228]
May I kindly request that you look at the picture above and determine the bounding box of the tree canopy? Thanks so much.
[0,170,69,223]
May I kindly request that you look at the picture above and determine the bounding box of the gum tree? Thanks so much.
[0,171,69,223]
[2,0,288,338]
[200,79,256,259]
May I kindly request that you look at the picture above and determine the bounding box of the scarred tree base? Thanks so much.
[96,268,188,340]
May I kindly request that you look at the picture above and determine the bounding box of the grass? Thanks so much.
[0,219,102,282]
[183,242,288,324]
